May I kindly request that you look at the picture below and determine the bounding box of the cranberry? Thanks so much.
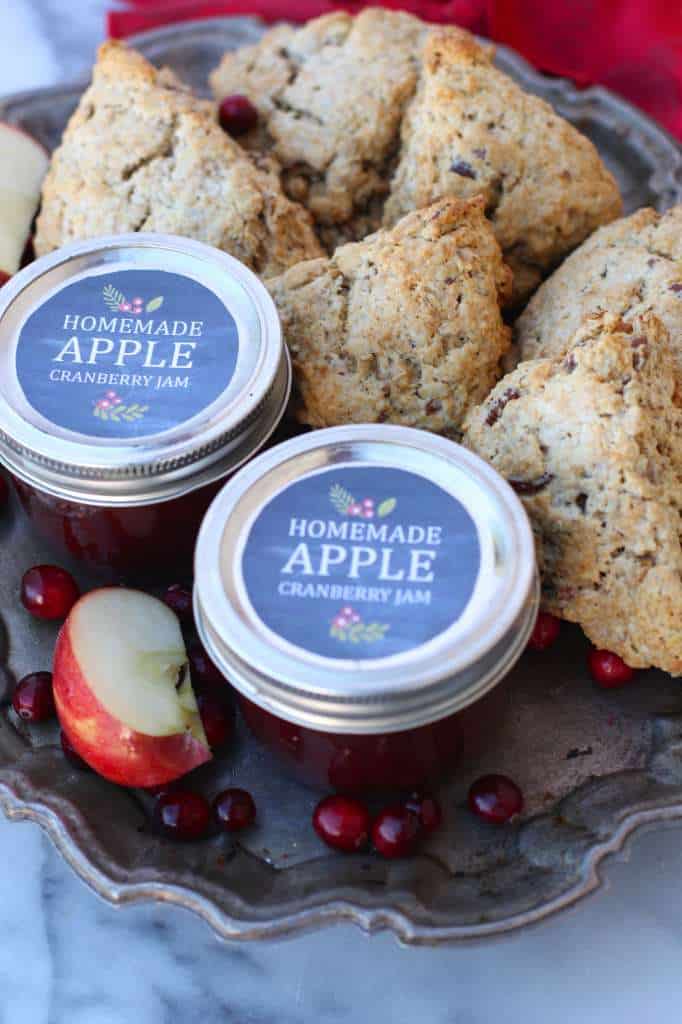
[0,270,10,288]
[313,795,370,853]
[60,729,89,770]
[468,774,523,824]
[21,564,80,620]
[162,583,193,624]
[197,693,234,750]
[404,792,443,835]
[12,672,55,722]
[213,788,257,832]
[372,804,420,859]
[588,648,636,688]
[527,611,561,651]
[188,639,225,690]
[153,790,211,841]
[218,94,259,136]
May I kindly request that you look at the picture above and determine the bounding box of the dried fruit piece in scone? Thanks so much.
[267,196,512,436]
[464,311,682,675]
[35,41,322,277]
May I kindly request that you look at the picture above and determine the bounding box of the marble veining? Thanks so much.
[2,2,682,1021]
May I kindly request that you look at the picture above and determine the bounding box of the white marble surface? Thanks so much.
[3,2,682,1020]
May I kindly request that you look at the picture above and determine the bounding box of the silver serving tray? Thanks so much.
[0,17,681,946]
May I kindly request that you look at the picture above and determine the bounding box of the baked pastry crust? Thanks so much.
[516,206,682,385]
[35,41,323,276]
[464,311,682,674]
[212,11,621,302]
[210,10,427,234]
[267,196,512,435]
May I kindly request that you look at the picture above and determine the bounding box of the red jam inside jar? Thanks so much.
[194,425,538,791]
[0,234,288,579]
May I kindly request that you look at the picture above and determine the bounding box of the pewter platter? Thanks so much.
[0,17,681,945]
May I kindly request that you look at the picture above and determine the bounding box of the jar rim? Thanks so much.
[194,425,539,734]
[0,234,287,505]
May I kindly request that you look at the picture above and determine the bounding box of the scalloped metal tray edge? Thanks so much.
[0,16,681,946]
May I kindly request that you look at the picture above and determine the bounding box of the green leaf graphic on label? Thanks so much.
[329,483,355,516]
[94,403,149,423]
[329,622,390,643]
[377,497,397,518]
[102,283,126,312]
[146,296,164,313]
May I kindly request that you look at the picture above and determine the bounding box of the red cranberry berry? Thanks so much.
[12,672,55,722]
[197,693,234,750]
[218,94,258,137]
[213,788,257,832]
[162,584,193,624]
[21,564,80,620]
[0,271,10,288]
[372,804,420,859]
[588,648,636,688]
[188,639,225,690]
[60,729,89,770]
[404,792,443,836]
[468,774,523,824]
[153,790,211,841]
[527,611,561,651]
[313,795,370,853]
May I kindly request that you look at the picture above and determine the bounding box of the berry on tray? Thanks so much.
[218,94,258,137]
[197,693,234,750]
[153,790,211,841]
[527,611,561,652]
[12,672,55,722]
[313,795,370,853]
[52,588,211,787]
[404,792,443,836]
[21,564,80,620]
[213,788,256,832]
[162,583,194,625]
[588,649,636,688]
[468,774,524,824]
[371,804,420,859]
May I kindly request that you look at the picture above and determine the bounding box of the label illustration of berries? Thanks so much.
[329,484,396,519]
[101,284,163,316]
[93,390,148,422]
[330,606,390,644]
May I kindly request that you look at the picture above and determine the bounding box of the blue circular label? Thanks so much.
[16,269,239,439]
[241,466,481,661]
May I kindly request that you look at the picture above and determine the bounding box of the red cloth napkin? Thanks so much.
[107,1,682,140]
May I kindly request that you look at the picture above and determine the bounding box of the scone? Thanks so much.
[210,10,427,241]
[516,206,682,384]
[463,312,682,675]
[267,196,512,435]
[212,11,621,301]
[35,41,323,276]
[384,28,622,304]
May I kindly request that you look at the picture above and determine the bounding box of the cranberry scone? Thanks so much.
[35,42,322,276]
[516,206,682,384]
[267,196,512,434]
[463,311,682,675]
[210,9,427,250]
[212,10,621,302]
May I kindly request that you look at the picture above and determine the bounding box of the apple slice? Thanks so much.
[0,123,49,283]
[53,588,212,787]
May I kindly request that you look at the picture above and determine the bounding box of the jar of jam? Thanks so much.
[0,233,288,579]
[193,425,539,791]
